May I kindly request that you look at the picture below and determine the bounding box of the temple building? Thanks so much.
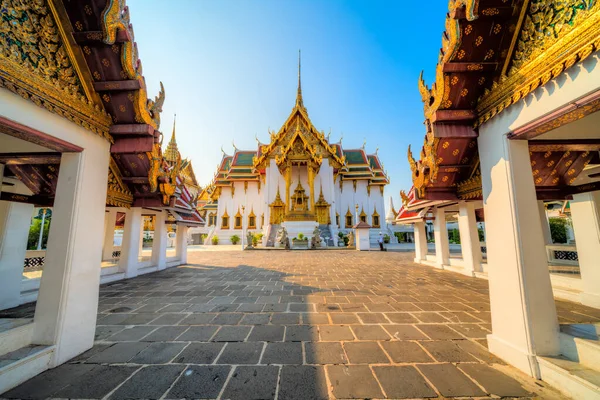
[199,57,390,246]
[395,1,600,397]
[0,0,201,392]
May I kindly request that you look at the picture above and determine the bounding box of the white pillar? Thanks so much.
[413,221,428,263]
[570,190,600,308]
[433,207,449,268]
[457,202,483,276]
[478,129,558,378]
[102,208,117,261]
[32,149,110,365]
[538,201,553,245]
[118,207,142,278]
[176,225,188,265]
[152,211,167,270]
[0,201,33,310]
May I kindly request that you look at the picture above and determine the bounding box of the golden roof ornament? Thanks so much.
[164,113,179,164]
[295,49,304,110]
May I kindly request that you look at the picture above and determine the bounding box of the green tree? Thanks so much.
[27,216,51,250]
[448,228,461,244]
[549,218,568,244]
[230,234,240,245]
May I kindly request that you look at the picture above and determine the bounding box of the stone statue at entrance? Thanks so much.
[275,226,289,249]
[246,231,255,248]
[311,226,323,248]
[347,230,355,247]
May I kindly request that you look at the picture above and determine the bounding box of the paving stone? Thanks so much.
[240,313,271,325]
[329,313,360,324]
[233,296,258,304]
[380,341,434,363]
[373,365,438,398]
[450,323,491,338]
[121,313,161,325]
[166,365,230,399]
[305,342,348,364]
[109,365,184,399]
[135,304,167,313]
[440,311,482,322]
[212,325,251,341]
[326,365,383,399]
[211,312,243,324]
[456,339,506,364]
[357,312,389,323]
[221,366,279,400]
[149,313,186,325]
[130,342,187,364]
[261,342,302,364]
[210,304,240,312]
[420,340,476,362]
[87,342,150,363]
[278,365,328,400]
[284,325,318,341]
[385,312,419,323]
[319,325,354,341]
[383,324,429,340]
[412,311,449,323]
[174,343,223,364]
[417,323,465,339]
[418,363,486,397]
[302,313,329,324]
[187,304,215,312]
[160,304,191,312]
[177,325,219,341]
[390,302,421,311]
[237,303,265,312]
[351,325,391,340]
[106,325,157,341]
[3,363,97,399]
[289,303,314,312]
[262,303,287,312]
[53,365,139,399]
[70,344,113,362]
[142,326,188,341]
[217,342,264,364]
[179,313,216,325]
[343,342,390,363]
[94,325,125,340]
[247,325,285,341]
[270,313,300,325]
[459,363,532,397]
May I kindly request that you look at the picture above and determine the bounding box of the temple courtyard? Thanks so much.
[3,250,599,400]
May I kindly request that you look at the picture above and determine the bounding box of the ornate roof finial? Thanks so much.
[164,113,179,163]
[295,49,304,109]
[255,133,260,144]
[232,140,238,152]
[362,138,367,149]
[220,145,226,156]
[375,146,379,155]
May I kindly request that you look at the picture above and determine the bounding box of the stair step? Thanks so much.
[538,355,600,400]
[559,324,600,372]
[0,320,34,356]
[0,345,54,394]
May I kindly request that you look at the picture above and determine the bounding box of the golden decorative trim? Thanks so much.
[477,2,600,127]
[106,157,133,207]
[0,0,111,139]
[457,173,482,200]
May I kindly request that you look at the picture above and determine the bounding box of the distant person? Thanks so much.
[378,232,384,251]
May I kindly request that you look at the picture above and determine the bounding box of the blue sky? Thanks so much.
[128,0,449,210]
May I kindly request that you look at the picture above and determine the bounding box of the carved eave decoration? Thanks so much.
[101,0,164,130]
[457,172,482,199]
[0,0,112,139]
[106,157,133,207]
[477,1,600,126]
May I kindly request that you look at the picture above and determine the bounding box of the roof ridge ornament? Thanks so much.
[295,49,304,109]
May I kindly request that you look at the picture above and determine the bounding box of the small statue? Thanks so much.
[246,231,255,248]
[311,226,323,249]
[275,227,289,249]
[347,230,355,247]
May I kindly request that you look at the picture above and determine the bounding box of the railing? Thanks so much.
[23,250,45,270]
[546,244,579,266]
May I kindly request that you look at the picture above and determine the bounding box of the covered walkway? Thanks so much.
[4,251,594,399]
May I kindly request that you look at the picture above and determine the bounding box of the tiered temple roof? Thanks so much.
[405,0,600,202]
[0,0,202,225]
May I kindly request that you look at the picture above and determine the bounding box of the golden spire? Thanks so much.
[165,113,179,163]
[295,49,304,109]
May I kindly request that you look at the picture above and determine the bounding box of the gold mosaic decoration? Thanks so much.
[0,0,112,139]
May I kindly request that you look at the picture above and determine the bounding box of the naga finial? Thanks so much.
[362,138,367,149]
[232,140,238,152]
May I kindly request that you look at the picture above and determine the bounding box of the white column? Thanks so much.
[433,207,449,268]
[413,221,428,263]
[118,207,142,278]
[538,201,552,245]
[570,190,600,308]
[457,201,483,276]
[102,208,117,261]
[478,129,559,378]
[176,225,188,265]
[0,201,33,310]
[32,149,110,365]
[152,211,167,270]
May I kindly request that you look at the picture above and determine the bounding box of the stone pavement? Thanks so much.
[4,250,599,399]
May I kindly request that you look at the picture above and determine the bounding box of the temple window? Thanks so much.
[248,216,256,229]
[373,215,380,227]
[222,216,229,229]
[360,215,367,223]
[235,216,242,229]
[336,213,340,227]
[346,215,353,228]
